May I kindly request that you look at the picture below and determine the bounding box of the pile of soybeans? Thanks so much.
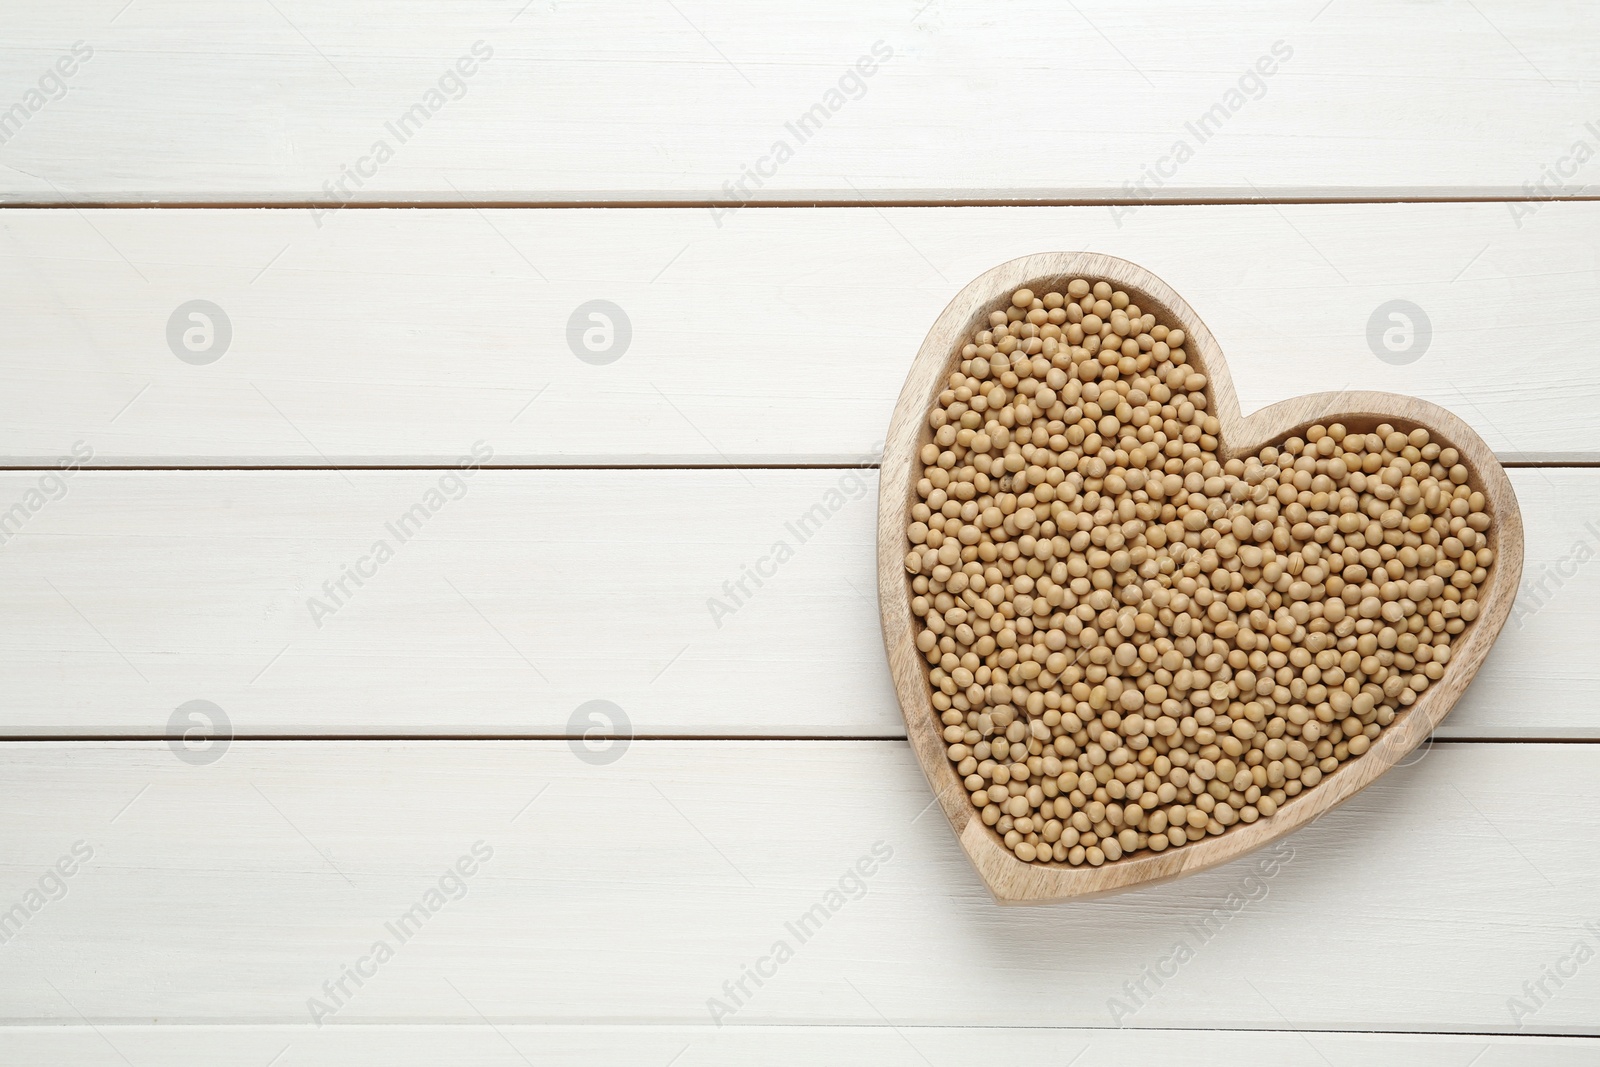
[904,279,1494,867]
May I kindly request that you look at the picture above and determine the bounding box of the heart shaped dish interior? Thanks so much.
[877,252,1525,903]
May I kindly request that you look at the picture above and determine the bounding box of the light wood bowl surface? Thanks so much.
[878,252,1526,903]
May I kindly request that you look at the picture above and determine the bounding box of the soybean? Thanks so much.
[909,281,1495,866]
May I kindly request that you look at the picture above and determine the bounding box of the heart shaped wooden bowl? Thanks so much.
[878,252,1525,903]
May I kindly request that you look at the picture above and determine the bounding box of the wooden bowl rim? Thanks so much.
[877,251,1526,903]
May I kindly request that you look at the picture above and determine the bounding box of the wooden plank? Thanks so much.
[1,202,1598,466]
[0,1025,1594,1066]
[1,468,1590,739]
[1,2,1597,202]
[0,740,1596,1033]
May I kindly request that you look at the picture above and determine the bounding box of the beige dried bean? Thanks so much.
[911,281,1494,865]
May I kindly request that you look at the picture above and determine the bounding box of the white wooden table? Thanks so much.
[2,2,1599,1062]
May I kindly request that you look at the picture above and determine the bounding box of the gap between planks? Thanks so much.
[0,1022,1594,1037]
[9,195,1600,210]
[0,461,1589,472]
[2,737,1594,744]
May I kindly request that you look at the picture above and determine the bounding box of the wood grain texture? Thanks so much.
[1,2,1597,202]
[0,1,1591,1055]
[879,253,1523,901]
[0,741,1596,1033]
[2,1025,1595,1066]
[3,202,1600,466]
[0,467,1591,740]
